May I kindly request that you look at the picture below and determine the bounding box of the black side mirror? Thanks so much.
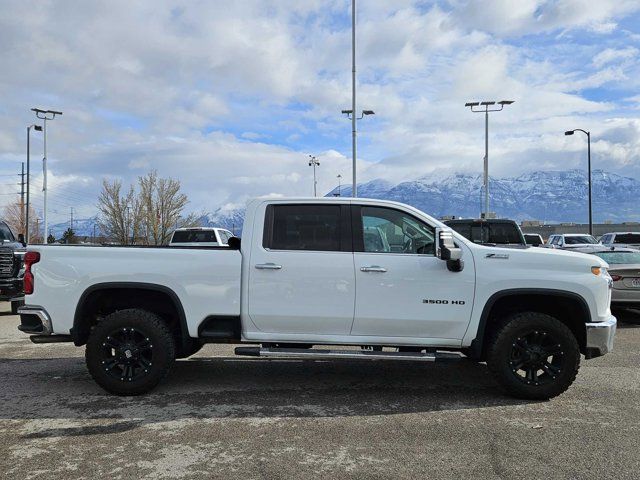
[227,236,241,250]
[436,229,464,272]
[18,233,26,247]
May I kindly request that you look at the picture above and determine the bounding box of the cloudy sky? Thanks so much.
[1,0,640,224]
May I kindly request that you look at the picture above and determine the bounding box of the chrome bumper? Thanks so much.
[585,316,617,359]
[17,305,53,335]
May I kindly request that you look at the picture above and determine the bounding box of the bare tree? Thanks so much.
[138,170,199,245]
[2,199,42,243]
[97,172,198,245]
[97,179,140,245]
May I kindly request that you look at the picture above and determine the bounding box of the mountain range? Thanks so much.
[49,169,640,238]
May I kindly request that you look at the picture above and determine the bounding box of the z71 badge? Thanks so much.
[422,299,466,305]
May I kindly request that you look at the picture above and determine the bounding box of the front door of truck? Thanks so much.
[248,203,355,335]
[351,205,475,340]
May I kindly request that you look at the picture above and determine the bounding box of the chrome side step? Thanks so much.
[234,347,462,362]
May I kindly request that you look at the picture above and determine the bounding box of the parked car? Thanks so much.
[444,218,526,247]
[0,220,26,313]
[599,232,640,250]
[546,233,600,253]
[18,198,616,400]
[524,233,544,246]
[168,227,234,247]
[590,248,640,312]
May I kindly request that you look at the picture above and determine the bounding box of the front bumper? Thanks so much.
[585,315,617,359]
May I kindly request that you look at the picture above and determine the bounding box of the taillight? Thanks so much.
[23,251,40,295]
[610,274,622,282]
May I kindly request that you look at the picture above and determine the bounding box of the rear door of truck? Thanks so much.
[247,202,355,335]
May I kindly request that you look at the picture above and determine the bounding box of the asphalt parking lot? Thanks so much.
[0,305,639,480]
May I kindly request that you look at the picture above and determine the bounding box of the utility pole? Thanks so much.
[351,0,357,197]
[69,207,74,231]
[31,108,62,244]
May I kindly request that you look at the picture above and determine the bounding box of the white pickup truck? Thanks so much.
[18,198,616,399]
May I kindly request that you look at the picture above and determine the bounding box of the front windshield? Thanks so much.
[594,251,640,265]
[0,223,15,242]
[564,235,597,245]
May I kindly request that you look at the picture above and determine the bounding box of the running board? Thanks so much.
[234,347,463,362]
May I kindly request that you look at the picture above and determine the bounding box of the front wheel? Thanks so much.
[85,309,175,395]
[487,312,580,400]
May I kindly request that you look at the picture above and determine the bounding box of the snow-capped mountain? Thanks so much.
[48,216,100,239]
[326,169,640,223]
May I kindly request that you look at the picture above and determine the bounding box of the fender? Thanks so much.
[468,288,591,358]
[71,282,189,350]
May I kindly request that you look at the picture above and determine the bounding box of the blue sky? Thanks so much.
[0,0,639,225]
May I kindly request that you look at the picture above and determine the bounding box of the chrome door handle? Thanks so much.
[255,263,282,270]
[360,266,387,273]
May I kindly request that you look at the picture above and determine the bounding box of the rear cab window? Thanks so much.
[263,204,350,252]
[614,233,640,244]
[171,230,218,243]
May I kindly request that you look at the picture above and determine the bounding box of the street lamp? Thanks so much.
[465,100,514,217]
[565,129,593,235]
[31,108,63,244]
[336,174,342,197]
[26,124,43,243]
[308,155,320,197]
[341,109,375,197]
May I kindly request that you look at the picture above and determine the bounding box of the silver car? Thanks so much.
[546,233,601,253]
[591,248,640,311]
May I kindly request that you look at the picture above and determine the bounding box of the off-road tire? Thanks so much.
[487,312,580,400]
[85,309,175,395]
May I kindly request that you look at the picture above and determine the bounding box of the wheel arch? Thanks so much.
[469,288,591,360]
[72,282,189,352]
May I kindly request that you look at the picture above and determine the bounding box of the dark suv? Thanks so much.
[0,221,26,313]
[444,218,527,248]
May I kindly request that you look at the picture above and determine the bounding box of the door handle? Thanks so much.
[360,265,387,273]
[255,263,282,270]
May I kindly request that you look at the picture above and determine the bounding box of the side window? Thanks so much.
[218,231,230,244]
[360,206,435,255]
[266,205,342,252]
[550,236,559,245]
[601,234,609,244]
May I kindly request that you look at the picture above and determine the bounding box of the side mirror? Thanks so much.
[18,233,26,247]
[227,236,241,250]
[436,228,464,272]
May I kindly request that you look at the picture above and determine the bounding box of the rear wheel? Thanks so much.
[85,309,175,395]
[487,312,580,400]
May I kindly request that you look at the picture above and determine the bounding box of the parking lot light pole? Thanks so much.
[465,100,514,217]
[341,109,375,197]
[565,129,592,235]
[308,155,320,197]
[26,124,43,243]
[31,108,62,244]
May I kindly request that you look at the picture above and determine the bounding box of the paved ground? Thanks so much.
[0,305,639,479]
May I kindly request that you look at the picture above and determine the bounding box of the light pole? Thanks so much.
[336,174,342,197]
[31,108,62,244]
[341,109,375,197]
[464,100,514,217]
[26,124,43,244]
[565,129,592,235]
[308,155,320,197]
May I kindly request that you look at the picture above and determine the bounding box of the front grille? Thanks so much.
[0,249,14,278]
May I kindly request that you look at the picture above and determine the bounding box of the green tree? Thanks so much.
[61,228,76,244]
[47,234,56,244]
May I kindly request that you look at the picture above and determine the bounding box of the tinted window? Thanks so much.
[564,235,597,245]
[614,234,640,244]
[268,205,341,251]
[0,223,14,242]
[446,221,523,245]
[172,231,218,243]
[361,207,434,254]
[524,234,542,246]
